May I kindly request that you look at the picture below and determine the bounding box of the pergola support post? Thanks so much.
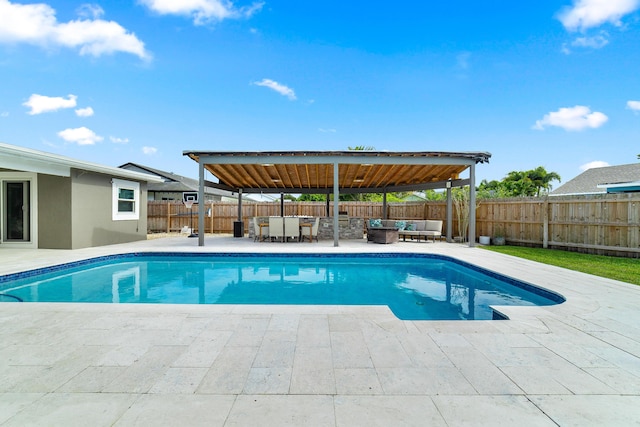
[280,193,284,216]
[326,192,330,217]
[382,190,388,220]
[468,163,476,247]
[198,161,205,247]
[446,181,452,242]
[333,162,339,247]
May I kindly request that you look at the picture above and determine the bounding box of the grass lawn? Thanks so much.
[481,246,640,286]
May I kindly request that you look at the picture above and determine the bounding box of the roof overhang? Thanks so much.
[183,150,491,194]
[597,181,640,189]
[597,181,640,193]
[0,142,163,183]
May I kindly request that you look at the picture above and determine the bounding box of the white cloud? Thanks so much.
[23,94,77,115]
[580,160,610,171]
[140,0,264,25]
[0,0,150,60]
[533,105,608,131]
[318,128,336,133]
[110,136,129,144]
[75,106,94,117]
[253,78,296,100]
[57,126,103,145]
[76,4,104,19]
[571,33,609,49]
[557,0,640,32]
[1,112,8,117]
[142,146,157,155]
[627,100,640,112]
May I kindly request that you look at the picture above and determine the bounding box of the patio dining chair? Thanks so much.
[284,217,300,242]
[269,217,284,242]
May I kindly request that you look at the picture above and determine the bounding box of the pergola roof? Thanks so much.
[183,150,491,193]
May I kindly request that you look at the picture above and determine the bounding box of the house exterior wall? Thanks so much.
[70,169,148,249]
[37,174,72,249]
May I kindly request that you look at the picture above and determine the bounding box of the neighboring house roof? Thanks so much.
[119,162,235,199]
[0,142,163,183]
[399,192,428,202]
[551,163,640,196]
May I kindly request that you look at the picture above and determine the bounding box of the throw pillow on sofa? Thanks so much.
[405,223,416,231]
[370,219,382,228]
[394,220,406,230]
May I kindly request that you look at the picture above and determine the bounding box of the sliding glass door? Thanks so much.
[2,180,31,242]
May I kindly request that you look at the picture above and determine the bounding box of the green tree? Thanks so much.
[528,166,561,196]
[485,167,561,198]
[503,170,536,196]
[297,193,330,202]
[424,190,446,201]
[478,179,511,198]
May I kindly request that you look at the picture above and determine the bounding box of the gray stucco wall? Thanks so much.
[37,174,72,249]
[70,169,148,249]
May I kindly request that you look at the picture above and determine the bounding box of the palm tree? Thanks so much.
[528,166,561,196]
[501,167,561,197]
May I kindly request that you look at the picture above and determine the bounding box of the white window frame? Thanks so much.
[112,178,140,221]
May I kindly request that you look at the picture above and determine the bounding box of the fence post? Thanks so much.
[209,201,214,233]
[166,202,170,233]
[543,197,549,249]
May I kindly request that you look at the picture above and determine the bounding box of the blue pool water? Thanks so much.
[0,253,564,320]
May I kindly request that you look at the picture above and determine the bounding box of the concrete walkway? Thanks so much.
[1,235,639,426]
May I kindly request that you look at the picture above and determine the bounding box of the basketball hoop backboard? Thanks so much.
[182,192,198,204]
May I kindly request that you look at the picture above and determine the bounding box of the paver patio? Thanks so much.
[1,235,639,426]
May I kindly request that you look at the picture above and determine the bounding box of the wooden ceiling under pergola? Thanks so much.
[183,150,491,194]
[183,150,491,247]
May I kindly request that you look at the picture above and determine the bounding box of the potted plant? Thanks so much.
[493,226,506,246]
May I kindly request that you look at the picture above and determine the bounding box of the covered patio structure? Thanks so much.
[183,150,491,246]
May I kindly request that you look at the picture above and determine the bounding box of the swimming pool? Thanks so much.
[0,253,564,320]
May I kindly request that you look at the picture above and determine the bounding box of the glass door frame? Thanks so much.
[0,172,38,248]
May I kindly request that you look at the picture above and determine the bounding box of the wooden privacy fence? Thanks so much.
[148,193,640,257]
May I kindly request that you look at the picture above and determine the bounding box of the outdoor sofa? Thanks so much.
[367,219,443,243]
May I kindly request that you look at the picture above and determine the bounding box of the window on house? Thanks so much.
[112,179,140,221]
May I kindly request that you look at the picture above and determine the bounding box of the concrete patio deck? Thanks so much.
[1,235,639,426]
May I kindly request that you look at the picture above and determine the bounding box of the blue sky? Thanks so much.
[1,0,639,187]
